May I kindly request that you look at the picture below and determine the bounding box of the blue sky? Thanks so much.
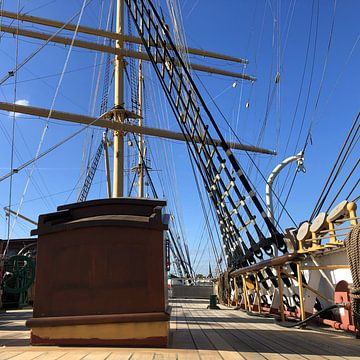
[0,0,359,274]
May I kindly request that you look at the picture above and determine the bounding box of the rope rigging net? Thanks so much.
[124,0,288,270]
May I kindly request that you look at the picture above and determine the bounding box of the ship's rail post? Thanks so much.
[241,275,250,311]
[254,272,262,314]
[296,262,306,321]
[234,277,239,307]
[276,266,285,321]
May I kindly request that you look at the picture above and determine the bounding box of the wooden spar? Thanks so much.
[0,25,256,81]
[0,10,249,65]
[0,102,276,155]
[3,207,38,226]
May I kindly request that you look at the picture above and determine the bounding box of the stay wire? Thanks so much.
[130,132,158,199]
[293,0,320,155]
[282,0,315,156]
[8,0,89,240]
[194,72,297,228]
[310,112,359,220]
[5,0,21,255]
[276,0,319,222]
[0,0,94,86]
[303,0,337,154]
[326,156,359,212]
[0,113,111,184]
[312,128,359,219]
[347,178,360,202]
[277,167,299,224]
[187,147,222,274]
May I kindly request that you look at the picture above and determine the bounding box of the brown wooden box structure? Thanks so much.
[26,198,170,347]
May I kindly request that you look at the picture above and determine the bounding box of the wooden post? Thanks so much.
[254,272,261,314]
[234,277,239,306]
[297,262,305,321]
[241,275,250,311]
[276,266,285,321]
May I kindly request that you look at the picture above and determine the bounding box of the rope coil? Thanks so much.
[345,223,360,336]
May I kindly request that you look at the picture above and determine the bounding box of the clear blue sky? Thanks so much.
[0,0,359,274]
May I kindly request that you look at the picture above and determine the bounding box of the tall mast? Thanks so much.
[113,0,125,197]
[137,49,144,198]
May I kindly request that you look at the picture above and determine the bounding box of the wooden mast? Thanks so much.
[113,0,125,197]
[138,53,145,198]
[0,5,274,201]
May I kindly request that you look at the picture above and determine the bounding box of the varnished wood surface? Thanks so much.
[0,299,359,359]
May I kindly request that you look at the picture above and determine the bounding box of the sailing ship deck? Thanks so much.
[0,299,359,360]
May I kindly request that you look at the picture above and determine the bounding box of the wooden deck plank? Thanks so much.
[196,308,286,359]
[0,300,359,360]
[152,353,177,360]
[34,352,69,360]
[105,351,134,360]
[5,352,47,360]
[0,352,24,360]
[170,301,197,351]
[52,352,90,360]
[82,352,113,360]
[128,352,154,360]
[215,308,341,360]
[240,320,329,360]
[199,304,334,360]
[215,309,326,360]
[180,301,223,359]
[188,303,284,360]
[184,304,245,360]
[176,350,200,360]
[247,316,355,359]
[212,305,354,360]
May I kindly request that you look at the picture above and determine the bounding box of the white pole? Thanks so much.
[266,151,304,225]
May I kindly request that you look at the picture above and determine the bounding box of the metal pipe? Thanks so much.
[266,151,304,224]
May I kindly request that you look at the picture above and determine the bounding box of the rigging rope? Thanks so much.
[5,0,21,256]
[131,132,158,198]
[326,157,359,213]
[310,112,359,221]
[127,8,140,114]
[345,224,360,338]
[194,72,297,228]
[80,0,109,189]
[302,0,337,155]
[7,0,89,242]
[187,146,223,274]
[125,0,291,268]
[0,113,107,184]
[0,0,94,86]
